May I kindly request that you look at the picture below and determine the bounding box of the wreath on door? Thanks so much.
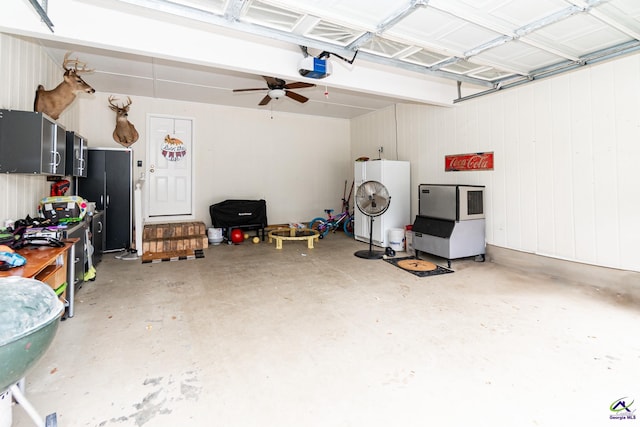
[161,135,186,161]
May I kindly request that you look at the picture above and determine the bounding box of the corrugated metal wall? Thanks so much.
[352,55,640,272]
[0,33,80,223]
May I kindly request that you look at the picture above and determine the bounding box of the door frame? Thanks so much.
[144,113,196,223]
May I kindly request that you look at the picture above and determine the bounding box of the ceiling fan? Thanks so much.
[232,76,315,106]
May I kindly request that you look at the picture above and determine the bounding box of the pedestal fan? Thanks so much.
[354,180,391,259]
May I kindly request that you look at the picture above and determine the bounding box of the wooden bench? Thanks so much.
[268,228,319,249]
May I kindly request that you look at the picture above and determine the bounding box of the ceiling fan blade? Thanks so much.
[284,82,315,89]
[263,76,286,88]
[285,90,309,103]
[258,94,272,106]
[232,88,268,92]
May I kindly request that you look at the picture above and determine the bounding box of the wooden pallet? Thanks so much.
[142,221,208,256]
[141,248,205,263]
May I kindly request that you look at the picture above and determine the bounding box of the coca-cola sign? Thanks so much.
[445,152,494,171]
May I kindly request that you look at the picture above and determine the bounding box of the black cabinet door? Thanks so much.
[79,150,106,209]
[104,150,131,251]
[0,109,66,175]
[78,149,131,252]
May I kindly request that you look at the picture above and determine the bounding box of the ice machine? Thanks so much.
[412,184,485,266]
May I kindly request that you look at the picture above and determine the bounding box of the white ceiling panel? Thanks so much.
[389,8,477,55]
[304,20,363,46]
[359,37,413,58]
[435,22,503,55]
[486,0,571,27]
[468,67,514,81]
[439,59,486,75]
[152,60,264,90]
[154,80,225,105]
[476,40,565,73]
[242,0,304,32]
[531,14,632,54]
[401,49,450,67]
[88,73,155,99]
[267,0,401,29]
[599,0,640,22]
[171,0,227,14]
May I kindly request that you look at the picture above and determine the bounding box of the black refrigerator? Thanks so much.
[78,148,132,252]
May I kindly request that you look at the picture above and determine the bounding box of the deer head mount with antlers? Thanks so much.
[34,52,95,120]
[109,95,139,147]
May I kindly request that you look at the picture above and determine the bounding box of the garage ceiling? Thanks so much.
[123,0,640,87]
[36,40,406,119]
[16,0,640,118]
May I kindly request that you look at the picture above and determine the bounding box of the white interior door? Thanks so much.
[148,116,193,217]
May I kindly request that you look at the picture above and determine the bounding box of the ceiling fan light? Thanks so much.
[269,88,286,99]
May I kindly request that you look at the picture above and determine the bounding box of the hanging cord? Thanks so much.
[300,46,359,65]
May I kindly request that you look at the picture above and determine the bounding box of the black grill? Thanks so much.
[209,199,268,242]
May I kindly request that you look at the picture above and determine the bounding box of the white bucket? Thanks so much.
[388,228,405,252]
[207,228,223,245]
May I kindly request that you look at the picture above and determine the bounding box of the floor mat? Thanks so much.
[141,249,205,264]
[384,256,454,277]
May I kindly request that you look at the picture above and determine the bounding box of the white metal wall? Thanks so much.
[76,93,351,226]
[0,33,81,224]
[352,55,640,273]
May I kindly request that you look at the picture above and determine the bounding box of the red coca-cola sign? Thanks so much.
[445,152,494,171]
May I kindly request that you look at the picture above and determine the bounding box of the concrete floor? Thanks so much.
[11,233,640,427]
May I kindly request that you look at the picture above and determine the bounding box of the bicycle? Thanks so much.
[309,181,354,239]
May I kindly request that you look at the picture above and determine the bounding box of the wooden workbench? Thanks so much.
[0,239,78,318]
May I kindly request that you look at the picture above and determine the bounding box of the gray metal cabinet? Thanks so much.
[91,210,105,265]
[64,221,87,291]
[65,131,88,177]
[0,109,67,175]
